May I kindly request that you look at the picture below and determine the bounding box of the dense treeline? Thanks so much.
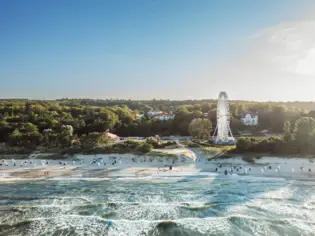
[0,99,315,150]
[235,117,315,155]
[57,98,315,113]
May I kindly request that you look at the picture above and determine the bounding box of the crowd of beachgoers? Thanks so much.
[0,148,315,181]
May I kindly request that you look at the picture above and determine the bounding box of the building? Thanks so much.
[146,111,175,121]
[151,112,175,121]
[147,111,162,118]
[240,112,258,126]
[103,132,120,142]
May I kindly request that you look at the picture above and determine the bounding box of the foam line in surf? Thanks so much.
[24,214,315,225]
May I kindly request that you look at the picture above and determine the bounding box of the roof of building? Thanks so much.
[151,112,173,117]
[148,111,161,114]
[104,132,119,139]
[241,111,258,117]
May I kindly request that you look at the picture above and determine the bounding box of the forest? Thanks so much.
[234,117,315,155]
[0,98,315,154]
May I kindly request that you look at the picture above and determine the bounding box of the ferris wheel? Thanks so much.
[212,92,235,145]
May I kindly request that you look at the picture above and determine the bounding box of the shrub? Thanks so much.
[124,140,141,149]
[158,141,177,148]
[145,137,159,148]
[137,143,153,153]
[236,136,288,154]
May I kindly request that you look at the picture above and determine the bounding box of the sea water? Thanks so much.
[1,175,315,236]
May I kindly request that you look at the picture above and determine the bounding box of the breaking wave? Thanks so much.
[1,175,315,235]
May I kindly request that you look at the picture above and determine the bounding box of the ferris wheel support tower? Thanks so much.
[212,92,235,145]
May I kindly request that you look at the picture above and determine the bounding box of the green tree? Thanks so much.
[230,117,243,133]
[80,132,110,148]
[200,103,211,113]
[207,109,217,125]
[137,143,153,153]
[80,132,100,148]
[192,104,201,111]
[43,129,58,147]
[145,137,159,147]
[58,125,74,147]
[283,121,292,142]
[188,118,212,140]
[61,125,73,136]
[293,117,315,141]
[22,122,39,134]
[293,117,315,153]
[236,137,251,151]
[9,128,21,146]
[270,106,287,133]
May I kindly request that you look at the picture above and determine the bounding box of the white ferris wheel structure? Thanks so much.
[212,91,235,145]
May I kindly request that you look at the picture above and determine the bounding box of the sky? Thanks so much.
[1,0,315,101]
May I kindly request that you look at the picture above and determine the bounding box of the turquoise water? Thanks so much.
[0,175,315,236]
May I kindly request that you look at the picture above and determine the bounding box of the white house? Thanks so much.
[151,112,175,121]
[147,111,162,117]
[240,112,258,126]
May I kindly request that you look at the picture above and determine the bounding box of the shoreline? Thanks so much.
[2,153,315,163]
[0,146,192,160]
[2,147,315,161]
[1,150,315,182]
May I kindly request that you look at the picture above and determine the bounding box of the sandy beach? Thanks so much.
[1,149,315,236]
[1,148,315,181]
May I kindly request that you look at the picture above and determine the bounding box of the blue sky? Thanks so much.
[0,0,314,100]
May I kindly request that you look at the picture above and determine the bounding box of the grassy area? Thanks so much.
[34,153,68,160]
[185,139,236,160]
[0,147,34,155]
[199,145,236,160]
[147,151,178,158]
[1,139,234,160]
[9,140,182,159]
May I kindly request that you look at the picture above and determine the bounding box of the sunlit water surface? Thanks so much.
[1,176,315,236]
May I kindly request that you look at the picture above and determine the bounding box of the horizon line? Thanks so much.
[0,97,314,103]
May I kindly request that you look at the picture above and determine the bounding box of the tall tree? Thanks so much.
[188,118,212,140]
[283,121,292,142]
[293,117,315,141]
[293,117,315,153]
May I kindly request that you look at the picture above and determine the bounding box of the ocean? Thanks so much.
[1,175,314,236]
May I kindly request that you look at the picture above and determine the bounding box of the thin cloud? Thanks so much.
[253,19,315,76]
[196,12,315,101]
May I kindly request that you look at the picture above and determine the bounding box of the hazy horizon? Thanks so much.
[1,96,314,103]
[1,0,315,101]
